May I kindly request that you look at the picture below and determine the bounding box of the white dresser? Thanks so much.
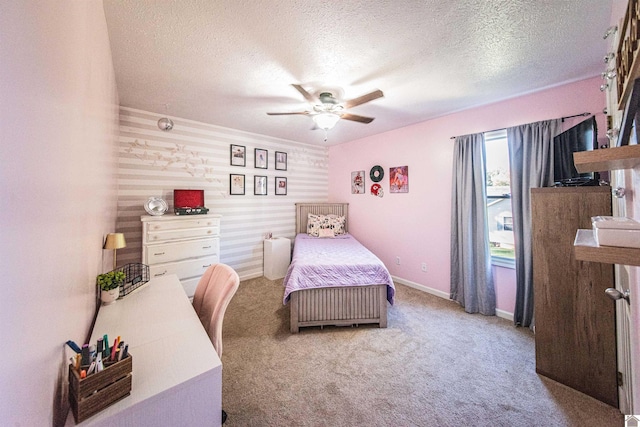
[141,213,221,298]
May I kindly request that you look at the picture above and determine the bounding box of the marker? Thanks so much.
[121,344,129,359]
[81,344,90,366]
[66,340,82,353]
[117,342,125,361]
[96,338,104,357]
[110,336,120,361]
[103,335,109,359]
[96,353,104,373]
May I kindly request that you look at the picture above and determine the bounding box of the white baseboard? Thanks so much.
[391,276,451,299]
[391,275,514,322]
[495,309,514,322]
[240,272,267,281]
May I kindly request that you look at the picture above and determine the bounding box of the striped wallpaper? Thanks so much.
[116,107,329,280]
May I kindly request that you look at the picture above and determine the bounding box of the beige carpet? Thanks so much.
[221,277,623,427]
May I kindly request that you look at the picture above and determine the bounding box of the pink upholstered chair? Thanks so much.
[193,263,240,425]
[193,263,240,358]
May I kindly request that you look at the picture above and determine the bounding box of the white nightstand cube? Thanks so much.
[264,237,291,280]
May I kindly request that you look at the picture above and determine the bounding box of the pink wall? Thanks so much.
[0,2,119,424]
[329,77,606,315]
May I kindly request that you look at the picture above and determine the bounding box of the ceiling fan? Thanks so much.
[267,84,384,134]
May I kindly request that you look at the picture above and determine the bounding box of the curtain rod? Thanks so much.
[449,112,592,139]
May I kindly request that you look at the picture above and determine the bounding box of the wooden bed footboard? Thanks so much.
[289,284,388,333]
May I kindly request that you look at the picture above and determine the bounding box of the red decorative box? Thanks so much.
[173,190,209,215]
[174,189,204,208]
[173,190,208,215]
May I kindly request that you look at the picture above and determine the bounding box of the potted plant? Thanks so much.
[97,271,126,305]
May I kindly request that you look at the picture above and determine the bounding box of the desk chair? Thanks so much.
[192,263,240,424]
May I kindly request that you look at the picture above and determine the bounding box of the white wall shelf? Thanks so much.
[574,228,640,266]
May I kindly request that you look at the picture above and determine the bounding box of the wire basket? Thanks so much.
[112,263,150,297]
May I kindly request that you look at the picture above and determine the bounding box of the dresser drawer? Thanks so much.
[146,238,219,264]
[146,217,220,232]
[149,255,219,281]
[147,226,219,243]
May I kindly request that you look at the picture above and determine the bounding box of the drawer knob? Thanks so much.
[154,252,165,256]
[203,264,211,268]
[154,271,167,277]
[202,246,211,249]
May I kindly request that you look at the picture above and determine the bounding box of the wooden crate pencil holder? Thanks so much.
[68,354,132,423]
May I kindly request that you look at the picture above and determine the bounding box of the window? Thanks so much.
[484,129,515,267]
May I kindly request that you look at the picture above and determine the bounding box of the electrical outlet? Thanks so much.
[396,256,400,265]
[421,262,427,272]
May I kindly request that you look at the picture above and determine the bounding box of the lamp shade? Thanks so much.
[104,233,126,250]
[313,113,340,130]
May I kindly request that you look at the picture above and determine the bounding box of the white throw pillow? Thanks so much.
[318,228,335,238]
[307,213,322,237]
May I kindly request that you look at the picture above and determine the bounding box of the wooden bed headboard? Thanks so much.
[295,203,349,234]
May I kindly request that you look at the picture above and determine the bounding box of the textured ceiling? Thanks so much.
[103,0,613,145]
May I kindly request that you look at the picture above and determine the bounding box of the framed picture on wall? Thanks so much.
[230,174,245,195]
[254,175,267,195]
[230,144,246,167]
[389,166,409,193]
[255,148,268,169]
[275,151,287,170]
[275,176,287,195]
[351,170,365,194]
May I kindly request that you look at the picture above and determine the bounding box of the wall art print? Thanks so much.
[275,151,287,170]
[254,175,267,195]
[230,144,246,166]
[389,166,408,193]
[275,176,287,195]
[255,148,268,169]
[351,170,365,194]
[230,173,245,195]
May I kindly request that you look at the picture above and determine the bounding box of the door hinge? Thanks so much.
[618,371,624,387]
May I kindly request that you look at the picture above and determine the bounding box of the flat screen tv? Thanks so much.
[553,116,599,186]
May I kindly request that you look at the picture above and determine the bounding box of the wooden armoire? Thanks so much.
[531,186,617,407]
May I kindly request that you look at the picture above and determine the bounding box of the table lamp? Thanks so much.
[104,233,126,270]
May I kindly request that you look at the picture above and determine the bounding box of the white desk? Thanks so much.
[66,275,221,426]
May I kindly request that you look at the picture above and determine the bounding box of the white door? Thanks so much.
[612,169,634,414]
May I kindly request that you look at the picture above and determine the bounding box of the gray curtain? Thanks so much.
[450,133,496,315]
[507,119,560,327]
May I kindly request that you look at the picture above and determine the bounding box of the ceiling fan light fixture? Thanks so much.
[313,112,340,130]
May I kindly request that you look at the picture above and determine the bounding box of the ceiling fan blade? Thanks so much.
[266,111,310,116]
[344,89,384,109]
[292,84,319,104]
[340,113,375,124]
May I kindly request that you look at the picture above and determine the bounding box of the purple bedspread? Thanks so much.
[283,233,395,305]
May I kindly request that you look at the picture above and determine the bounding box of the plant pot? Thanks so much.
[101,286,120,305]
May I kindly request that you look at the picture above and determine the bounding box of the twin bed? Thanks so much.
[283,203,395,333]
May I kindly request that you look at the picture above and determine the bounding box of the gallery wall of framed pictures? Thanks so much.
[229,144,288,196]
[351,165,409,197]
